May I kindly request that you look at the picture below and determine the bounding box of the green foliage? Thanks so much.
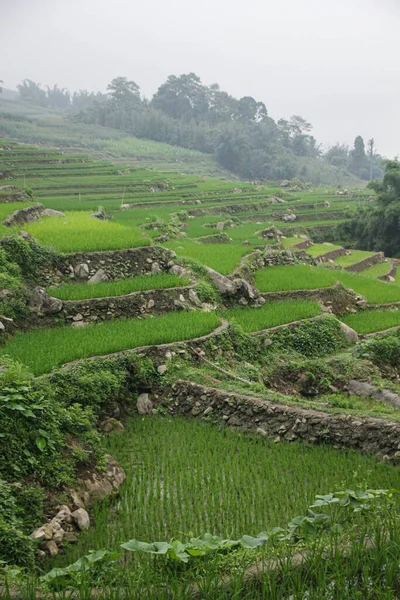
[0,234,58,279]
[355,334,400,366]
[194,280,219,304]
[0,481,35,568]
[270,316,346,357]
[343,310,400,334]
[48,355,157,416]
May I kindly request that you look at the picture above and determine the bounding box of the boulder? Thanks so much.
[46,540,59,557]
[137,393,153,415]
[339,321,359,344]
[151,261,162,275]
[88,268,108,285]
[79,455,126,502]
[216,222,225,231]
[29,287,63,316]
[71,508,90,531]
[188,289,202,307]
[74,263,90,280]
[91,210,108,220]
[40,208,65,218]
[170,264,190,277]
[100,417,125,434]
[157,364,167,375]
[204,266,234,294]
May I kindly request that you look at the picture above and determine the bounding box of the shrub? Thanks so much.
[194,280,219,304]
[271,316,346,357]
[0,481,34,568]
[355,335,400,367]
[0,234,59,280]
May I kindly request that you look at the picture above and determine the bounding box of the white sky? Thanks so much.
[2,0,399,156]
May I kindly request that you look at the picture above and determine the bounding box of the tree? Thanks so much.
[368,138,375,181]
[107,77,141,105]
[17,80,47,106]
[324,143,349,168]
[349,135,368,179]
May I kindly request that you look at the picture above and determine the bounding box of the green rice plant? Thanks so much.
[164,240,252,274]
[255,265,336,292]
[47,274,191,300]
[0,312,220,375]
[222,300,321,332]
[255,264,400,304]
[342,309,400,334]
[22,211,150,252]
[50,416,400,571]
[334,250,375,267]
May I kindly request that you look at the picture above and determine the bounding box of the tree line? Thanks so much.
[13,75,383,183]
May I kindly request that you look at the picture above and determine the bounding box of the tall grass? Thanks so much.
[223,300,321,332]
[0,312,220,375]
[47,274,191,300]
[22,211,150,252]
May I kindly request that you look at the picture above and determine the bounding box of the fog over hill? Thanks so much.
[2,0,399,157]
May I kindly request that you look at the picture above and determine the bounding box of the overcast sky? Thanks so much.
[2,0,399,156]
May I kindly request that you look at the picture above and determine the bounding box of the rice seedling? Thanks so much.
[334,250,375,267]
[0,311,220,375]
[342,309,400,334]
[47,273,191,300]
[51,416,400,569]
[223,300,321,332]
[164,240,252,274]
[22,211,150,252]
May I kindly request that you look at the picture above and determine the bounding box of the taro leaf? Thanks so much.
[121,539,171,554]
[168,540,190,563]
[239,535,266,549]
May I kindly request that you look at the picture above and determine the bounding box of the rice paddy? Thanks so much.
[52,416,400,567]
[305,243,343,257]
[164,240,252,274]
[23,211,150,252]
[223,299,321,332]
[334,250,375,267]
[255,264,400,304]
[342,309,400,334]
[47,273,191,300]
[0,311,220,375]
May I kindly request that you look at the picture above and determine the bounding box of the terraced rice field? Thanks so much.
[306,243,343,257]
[222,300,321,332]
[342,309,400,334]
[53,416,400,568]
[334,250,375,267]
[164,240,253,274]
[23,211,150,252]
[255,264,400,304]
[47,273,191,300]
[0,312,220,375]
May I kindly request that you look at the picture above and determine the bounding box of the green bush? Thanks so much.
[49,355,157,416]
[0,234,59,280]
[0,358,103,487]
[0,481,34,568]
[355,335,400,367]
[271,316,346,357]
[194,280,219,304]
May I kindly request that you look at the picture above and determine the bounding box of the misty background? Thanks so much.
[2,0,399,156]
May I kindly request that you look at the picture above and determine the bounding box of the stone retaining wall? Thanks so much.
[316,247,346,262]
[378,263,397,282]
[40,246,175,285]
[260,283,366,316]
[33,285,198,328]
[162,380,400,461]
[291,239,312,250]
[345,252,384,273]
